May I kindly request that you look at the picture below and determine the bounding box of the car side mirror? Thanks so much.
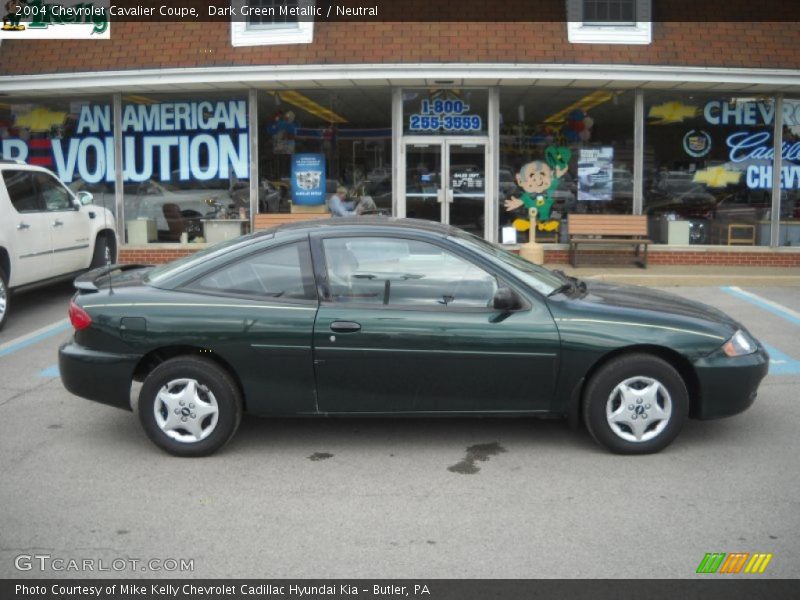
[76,190,93,206]
[492,287,522,312]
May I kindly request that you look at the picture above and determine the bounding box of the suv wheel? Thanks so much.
[0,266,9,331]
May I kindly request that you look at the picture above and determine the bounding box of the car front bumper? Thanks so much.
[59,341,139,411]
[691,346,770,419]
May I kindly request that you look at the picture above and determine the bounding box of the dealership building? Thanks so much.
[2,1,800,266]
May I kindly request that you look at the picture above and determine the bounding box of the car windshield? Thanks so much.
[449,231,563,295]
[145,232,272,285]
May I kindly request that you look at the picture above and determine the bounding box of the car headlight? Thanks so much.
[721,330,756,357]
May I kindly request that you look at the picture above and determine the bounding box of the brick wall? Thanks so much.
[2,20,799,75]
[120,246,800,267]
[543,249,800,267]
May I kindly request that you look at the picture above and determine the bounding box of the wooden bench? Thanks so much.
[568,214,652,268]
[254,212,331,230]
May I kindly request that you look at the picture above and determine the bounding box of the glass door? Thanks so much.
[404,143,444,224]
[447,142,486,236]
[402,139,487,237]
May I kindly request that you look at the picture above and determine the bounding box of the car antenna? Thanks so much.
[101,181,114,295]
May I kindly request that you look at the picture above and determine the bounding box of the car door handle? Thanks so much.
[53,220,64,227]
[330,321,361,333]
[16,222,30,230]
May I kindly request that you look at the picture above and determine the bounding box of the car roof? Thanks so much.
[273,216,458,238]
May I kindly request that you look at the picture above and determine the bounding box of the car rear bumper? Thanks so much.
[691,347,770,419]
[59,341,139,411]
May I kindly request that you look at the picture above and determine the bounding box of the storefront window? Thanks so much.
[122,93,249,245]
[258,88,392,216]
[498,88,634,243]
[644,92,776,246]
[0,95,115,214]
[402,89,488,137]
[778,99,800,246]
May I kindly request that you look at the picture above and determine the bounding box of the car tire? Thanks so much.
[90,235,114,269]
[138,357,243,457]
[0,265,9,331]
[582,353,689,454]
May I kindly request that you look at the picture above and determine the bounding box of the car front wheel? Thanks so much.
[138,357,242,457]
[583,353,689,454]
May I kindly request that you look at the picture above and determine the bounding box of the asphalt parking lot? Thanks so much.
[0,280,798,579]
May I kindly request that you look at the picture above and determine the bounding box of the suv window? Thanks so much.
[34,172,74,211]
[2,170,43,213]
[322,237,498,308]
[188,242,316,301]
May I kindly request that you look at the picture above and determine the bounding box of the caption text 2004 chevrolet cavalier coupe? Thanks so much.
[59,218,769,456]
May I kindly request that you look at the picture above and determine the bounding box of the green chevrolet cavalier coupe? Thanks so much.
[59,218,768,456]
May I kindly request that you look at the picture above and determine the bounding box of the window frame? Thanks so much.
[312,233,516,313]
[181,240,319,305]
[230,0,314,47]
[34,171,77,212]
[566,0,652,45]
[2,169,46,214]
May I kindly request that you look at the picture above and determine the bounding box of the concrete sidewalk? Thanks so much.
[551,265,800,287]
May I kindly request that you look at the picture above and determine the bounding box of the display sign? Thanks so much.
[577,147,613,201]
[291,153,326,206]
[408,98,483,133]
[0,100,249,184]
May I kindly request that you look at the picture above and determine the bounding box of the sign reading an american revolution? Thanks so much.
[0,100,249,184]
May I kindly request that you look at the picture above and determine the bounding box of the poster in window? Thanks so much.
[578,147,614,201]
[291,153,326,206]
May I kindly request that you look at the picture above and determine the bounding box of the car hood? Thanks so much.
[575,281,740,330]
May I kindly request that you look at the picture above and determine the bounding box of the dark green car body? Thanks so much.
[59,218,768,438]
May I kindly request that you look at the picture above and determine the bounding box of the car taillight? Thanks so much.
[69,299,92,330]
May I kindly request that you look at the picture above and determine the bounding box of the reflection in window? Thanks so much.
[498,88,634,243]
[322,237,498,308]
[644,93,778,246]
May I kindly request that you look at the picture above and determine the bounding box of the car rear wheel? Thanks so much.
[0,266,9,331]
[583,353,689,454]
[138,357,242,457]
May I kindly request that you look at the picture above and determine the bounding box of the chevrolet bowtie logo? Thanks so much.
[696,552,773,574]
[693,166,742,188]
[648,101,699,124]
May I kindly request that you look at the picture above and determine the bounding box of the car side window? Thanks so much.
[322,237,498,309]
[2,170,44,213]
[34,172,74,211]
[187,242,316,301]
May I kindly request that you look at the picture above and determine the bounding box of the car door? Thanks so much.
[34,171,90,273]
[310,233,560,414]
[178,240,319,415]
[1,169,53,285]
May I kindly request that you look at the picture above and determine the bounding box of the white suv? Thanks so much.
[0,161,117,331]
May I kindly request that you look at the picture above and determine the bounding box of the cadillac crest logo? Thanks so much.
[683,129,712,158]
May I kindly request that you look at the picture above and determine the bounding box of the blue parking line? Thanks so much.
[37,365,60,378]
[720,286,800,327]
[0,321,71,358]
[762,343,800,376]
